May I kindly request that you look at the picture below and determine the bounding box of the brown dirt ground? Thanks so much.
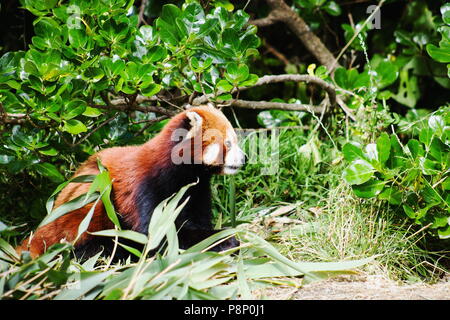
[261,275,450,300]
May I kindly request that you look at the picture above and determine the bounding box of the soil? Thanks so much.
[262,275,450,300]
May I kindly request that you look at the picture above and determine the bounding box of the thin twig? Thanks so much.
[225,99,325,114]
[73,114,118,147]
[263,40,291,65]
[134,115,169,137]
[138,0,149,26]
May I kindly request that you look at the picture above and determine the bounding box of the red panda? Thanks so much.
[16,104,245,259]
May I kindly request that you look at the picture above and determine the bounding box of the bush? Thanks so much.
[343,107,450,239]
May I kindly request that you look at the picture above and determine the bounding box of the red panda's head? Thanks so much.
[168,104,245,175]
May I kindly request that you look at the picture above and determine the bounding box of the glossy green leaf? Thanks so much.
[34,163,65,183]
[378,187,402,205]
[376,132,391,164]
[342,142,365,162]
[352,179,386,198]
[406,139,424,159]
[323,1,341,16]
[429,137,448,162]
[343,159,374,185]
[427,43,450,63]
[91,229,148,245]
[63,119,87,135]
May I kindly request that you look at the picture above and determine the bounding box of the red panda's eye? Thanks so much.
[225,141,231,149]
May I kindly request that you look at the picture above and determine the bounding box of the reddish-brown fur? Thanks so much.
[16,105,233,258]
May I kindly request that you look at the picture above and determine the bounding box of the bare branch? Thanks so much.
[138,0,149,26]
[254,74,337,107]
[0,104,27,124]
[250,0,340,71]
[263,40,291,65]
[3,114,27,124]
[92,100,176,117]
[249,10,282,27]
[193,73,337,108]
[224,99,325,114]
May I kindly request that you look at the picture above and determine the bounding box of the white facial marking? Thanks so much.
[185,111,202,140]
[203,143,220,165]
[223,129,245,175]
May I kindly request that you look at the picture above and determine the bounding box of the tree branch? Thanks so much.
[255,74,337,106]
[92,95,176,117]
[0,103,27,125]
[138,0,149,26]
[251,0,340,71]
[250,10,282,27]
[224,99,326,114]
[193,73,337,108]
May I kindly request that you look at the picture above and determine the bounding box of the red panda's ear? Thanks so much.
[185,111,203,140]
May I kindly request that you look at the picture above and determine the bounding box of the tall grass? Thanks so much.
[213,127,449,282]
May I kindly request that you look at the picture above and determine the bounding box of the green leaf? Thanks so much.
[63,100,88,120]
[147,182,196,251]
[378,187,402,205]
[352,179,386,198]
[138,25,158,45]
[54,271,114,300]
[76,195,102,242]
[438,225,450,239]
[156,19,179,46]
[428,115,445,137]
[429,137,448,162]
[225,63,249,85]
[68,28,88,48]
[141,83,161,97]
[23,0,58,11]
[239,74,259,87]
[216,93,232,101]
[376,132,391,164]
[373,60,399,89]
[419,128,434,148]
[216,79,234,91]
[34,163,65,183]
[442,3,450,24]
[406,139,424,159]
[222,28,240,52]
[334,67,367,89]
[40,192,100,228]
[0,155,14,164]
[91,229,148,245]
[82,107,103,118]
[146,46,167,62]
[343,159,374,185]
[38,147,58,156]
[88,168,120,228]
[323,1,341,16]
[392,67,420,108]
[160,4,182,23]
[402,204,416,219]
[427,43,450,63]
[63,119,87,135]
[419,157,439,175]
[342,142,365,162]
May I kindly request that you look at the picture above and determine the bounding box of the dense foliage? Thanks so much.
[0,0,449,300]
